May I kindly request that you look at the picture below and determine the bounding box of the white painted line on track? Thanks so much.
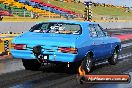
[96,53,132,66]
[122,42,132,48]
[119,53,132,60]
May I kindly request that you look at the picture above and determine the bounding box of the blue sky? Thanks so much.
[84,0,132,7]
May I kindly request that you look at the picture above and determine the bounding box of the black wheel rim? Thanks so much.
[86,57,92,72]
[113,51,118,62]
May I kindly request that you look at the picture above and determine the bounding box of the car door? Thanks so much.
[89,24,104,60]
[94,24,111,59]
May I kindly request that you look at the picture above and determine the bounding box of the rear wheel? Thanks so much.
[69,62,81,73]
[22,59,41,70]
[108,49,119,65]
[81,54,93,74]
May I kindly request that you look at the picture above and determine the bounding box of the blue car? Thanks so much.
[10,20,121,73]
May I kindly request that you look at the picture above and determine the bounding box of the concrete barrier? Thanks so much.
[0,22,132,33]
[0,33,21,37]
[98,22,132,29]
[0,22,36,33]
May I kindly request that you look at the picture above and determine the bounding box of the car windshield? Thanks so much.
[29,22,81,35]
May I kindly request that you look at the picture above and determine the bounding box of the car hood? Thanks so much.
[12,32,80,47]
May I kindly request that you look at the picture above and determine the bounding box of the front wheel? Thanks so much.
[108,49,119,65]
[22,59,41,71]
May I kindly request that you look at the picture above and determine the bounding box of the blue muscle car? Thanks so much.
[10,20,121,73]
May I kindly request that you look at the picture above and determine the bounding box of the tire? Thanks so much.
[81,54,93,74]
[22,59,41,71]
[108,49,119,65]
[69,62,81,73]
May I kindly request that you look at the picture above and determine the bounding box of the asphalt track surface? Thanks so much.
[0,29,132,88]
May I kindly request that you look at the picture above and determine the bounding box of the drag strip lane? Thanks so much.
[9,52,132,88]
[48,54,132,88]
[0,70,72,88]
[5,43,132,88]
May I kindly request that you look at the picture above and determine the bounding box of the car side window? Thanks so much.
[89,24,98,37]
[94,24,105,37]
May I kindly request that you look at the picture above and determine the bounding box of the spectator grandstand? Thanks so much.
[0,0,132,21]
[0,0,61,18]
[18,0,82,18]
[0,9,13,16]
